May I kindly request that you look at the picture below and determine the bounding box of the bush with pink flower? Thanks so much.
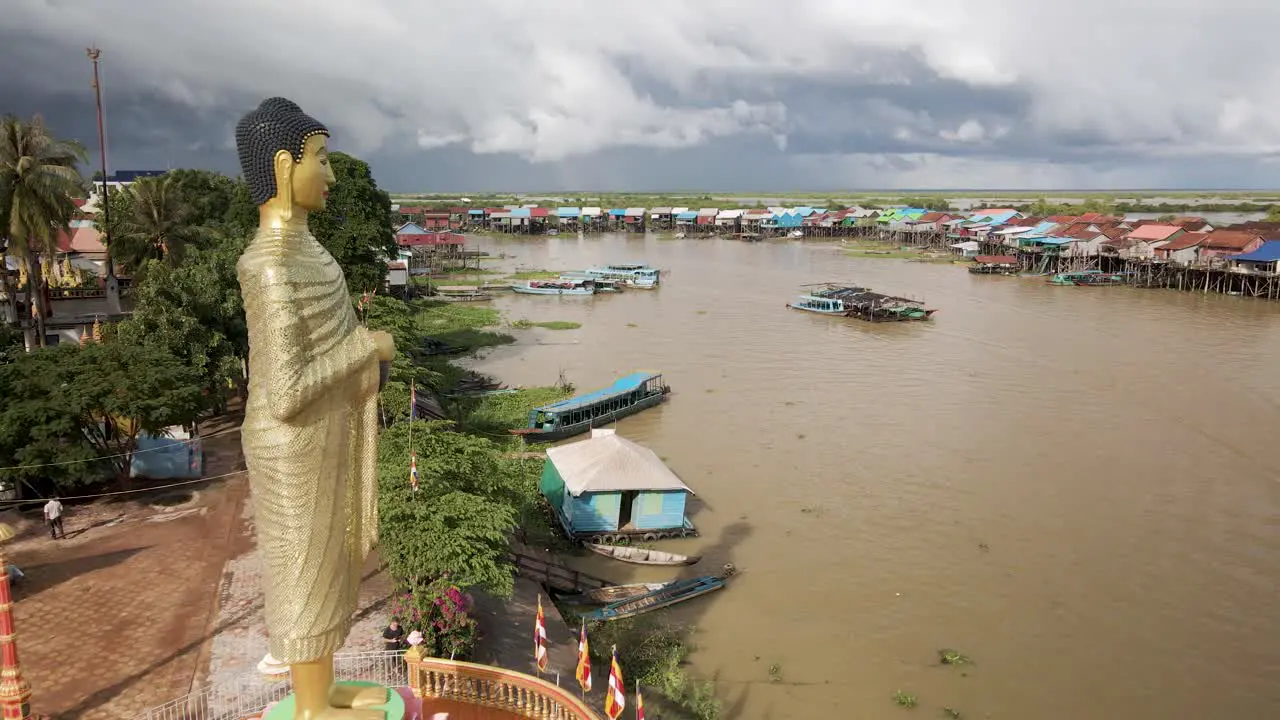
[388,576,479,660]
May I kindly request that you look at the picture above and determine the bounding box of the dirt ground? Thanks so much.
[7,410,250,719]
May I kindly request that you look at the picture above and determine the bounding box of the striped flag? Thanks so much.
[409,453,419,492]
[635,681,644,720]
[534,595,548,672]
[575,619,591,693]
[604,645,624,720]
[409,380,417,420]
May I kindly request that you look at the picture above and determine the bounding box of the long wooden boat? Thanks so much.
[510,372,670,443]
[557,582,670,605]
[585,542,700,566]
[795,284,936,322]
[558,274,624,292]
[579,566,736,622]
[1048,270,1128,286]
[512,280,595,296]
[967,255,1020,275]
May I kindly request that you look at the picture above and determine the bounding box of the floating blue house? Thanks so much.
[540,429,696,542]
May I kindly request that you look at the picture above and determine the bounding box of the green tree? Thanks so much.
[163,168,237,228]
[377,422,534,596]
[309,152,398,293]
[0,338,206,491]
[0,114,88,346]
[1266,204,1280,223]
[108,174,212,273]
[115,232,249,405]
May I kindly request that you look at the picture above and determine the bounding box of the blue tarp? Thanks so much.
[538,372,658,413]
[1232,240,1280,262]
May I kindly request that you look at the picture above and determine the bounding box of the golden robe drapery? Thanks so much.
[237,226,381,663]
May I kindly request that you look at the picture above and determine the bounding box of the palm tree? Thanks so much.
[0,114,88,348]
[110,174,207,273]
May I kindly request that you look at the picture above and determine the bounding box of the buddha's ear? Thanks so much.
[272,149,295,222]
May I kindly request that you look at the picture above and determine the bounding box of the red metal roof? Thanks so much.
[1157,232,1207,251]
[1045,215,1077,223]
[529,207,550,218]
[1202,230,1263,251]
[397,206,426,214]
[448,207,470,214]
[396,232,465,246]
[1124,224,1182,241]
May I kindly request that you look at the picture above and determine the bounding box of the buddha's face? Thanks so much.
[291,133,336,212]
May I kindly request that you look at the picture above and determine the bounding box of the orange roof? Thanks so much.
[1124,224,1182,241]
[69,226,105,254]
[1157,232,1207,251]
[1202,230,1263,251]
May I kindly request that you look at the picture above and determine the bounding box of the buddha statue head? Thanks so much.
[234,97,335,221]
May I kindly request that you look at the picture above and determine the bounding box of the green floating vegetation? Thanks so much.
[938,649,972,666]
[893,690,918,709]
[462,386,574,435]
[505,269,565,280]
[511,319,581,330]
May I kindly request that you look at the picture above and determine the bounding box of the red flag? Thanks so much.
[605,645,624,720]
[534,595,548,672]
[575,619,592,693]
[635,681,644,720]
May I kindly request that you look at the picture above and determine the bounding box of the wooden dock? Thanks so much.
[507,548,613,593]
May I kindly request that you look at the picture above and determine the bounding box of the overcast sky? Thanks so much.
[4,0,1280,193]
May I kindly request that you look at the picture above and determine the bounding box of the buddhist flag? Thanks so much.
[635,681,644,720]
[605,645,625,720]
[575,619,592,693]
[409,453,419,492]
[534,595,549,672]
[409,380,417,421]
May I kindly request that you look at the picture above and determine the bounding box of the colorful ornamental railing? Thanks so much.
[406,650,602,720]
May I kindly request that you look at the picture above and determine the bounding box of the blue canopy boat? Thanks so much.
[578,565,736,622]
[512,372,670,443]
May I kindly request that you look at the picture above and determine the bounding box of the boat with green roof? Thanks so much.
[510,372,670,443]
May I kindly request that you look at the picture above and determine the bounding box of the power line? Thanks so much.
[0,468,246,504]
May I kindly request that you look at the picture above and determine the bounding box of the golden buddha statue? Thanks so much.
[234,97,397,720]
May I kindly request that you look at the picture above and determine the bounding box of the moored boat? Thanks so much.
[786,294,852,315]
[968,255,1020,275]
[511,372,670,443]
[1048,270,1127,286]
[580,263,661,288]
[512,279,595,295]
[558,273,623,292]
[557,582,671,605]
[798,284,936,322]
[578,565,736,622]
[585,542,701,566]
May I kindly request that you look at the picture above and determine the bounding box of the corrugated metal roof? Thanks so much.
[697,208,719,216]
[1124,224,1181,241]
[557,207,581,217]
[1234,240,1280,261]
[397,222,427,235]
[671,207,690,214]
[509,208,531,218]
[581,207,603,216]
[675,211,698,220]
[625,208,646,217]
[649,207,673,214]
[608,208,626,216]
[717,209,745,219]
[546,429,692,497]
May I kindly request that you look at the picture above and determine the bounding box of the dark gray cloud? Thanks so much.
[3,0,1280,190]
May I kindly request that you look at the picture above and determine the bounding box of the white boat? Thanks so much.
[585,543,701,566]
[559,275,622,292]
[579,263,661,289]
[785,294,848,315]
[511,280,595,296]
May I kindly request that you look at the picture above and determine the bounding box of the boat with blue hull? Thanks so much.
[789,284,936,322]
[512,279,595,295]
[578,565,735,622]
[579,263,661,288]
[512,372,670,443]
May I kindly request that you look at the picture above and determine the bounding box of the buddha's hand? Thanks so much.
[369,330,396,361]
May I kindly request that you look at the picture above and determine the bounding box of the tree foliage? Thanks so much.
[0,114,88,346]
[0,338,207,492]
[309,152,398,293]
[1267,204,1280,223]
[377,421,547,597]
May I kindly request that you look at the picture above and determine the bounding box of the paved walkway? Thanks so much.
[8,411,249,719]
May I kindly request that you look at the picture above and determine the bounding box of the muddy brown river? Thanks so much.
[467,234,1280,720]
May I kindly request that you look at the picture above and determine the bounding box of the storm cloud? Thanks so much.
[3,0,1279,191]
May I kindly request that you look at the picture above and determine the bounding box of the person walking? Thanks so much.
[43,497,65,540]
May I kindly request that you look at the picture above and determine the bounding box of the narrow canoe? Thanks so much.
[579,566,736,622]
[558,582,670,605]
[585,543,701,566]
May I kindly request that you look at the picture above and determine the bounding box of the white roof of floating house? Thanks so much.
[625,207,646,217]
[581,207,603,217]
[670,207,690,214]
[716,209,745,220]
[697,208,719,217]
[545,429,694,497]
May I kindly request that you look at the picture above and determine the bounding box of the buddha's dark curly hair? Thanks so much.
[234,97,329,205]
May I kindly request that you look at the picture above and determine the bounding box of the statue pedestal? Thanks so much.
[264,681,406,720]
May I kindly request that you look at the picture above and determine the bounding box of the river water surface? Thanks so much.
[467,234,1280,720]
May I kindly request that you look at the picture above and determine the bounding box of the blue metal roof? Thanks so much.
[557,207,581,217]
[397,222,427,234]
[675,211,698,220]
[608,208,626,216]
[1233,240,1280,262]
[537,373,660,413]
[509,208,531,218]
[468,209,485,215]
